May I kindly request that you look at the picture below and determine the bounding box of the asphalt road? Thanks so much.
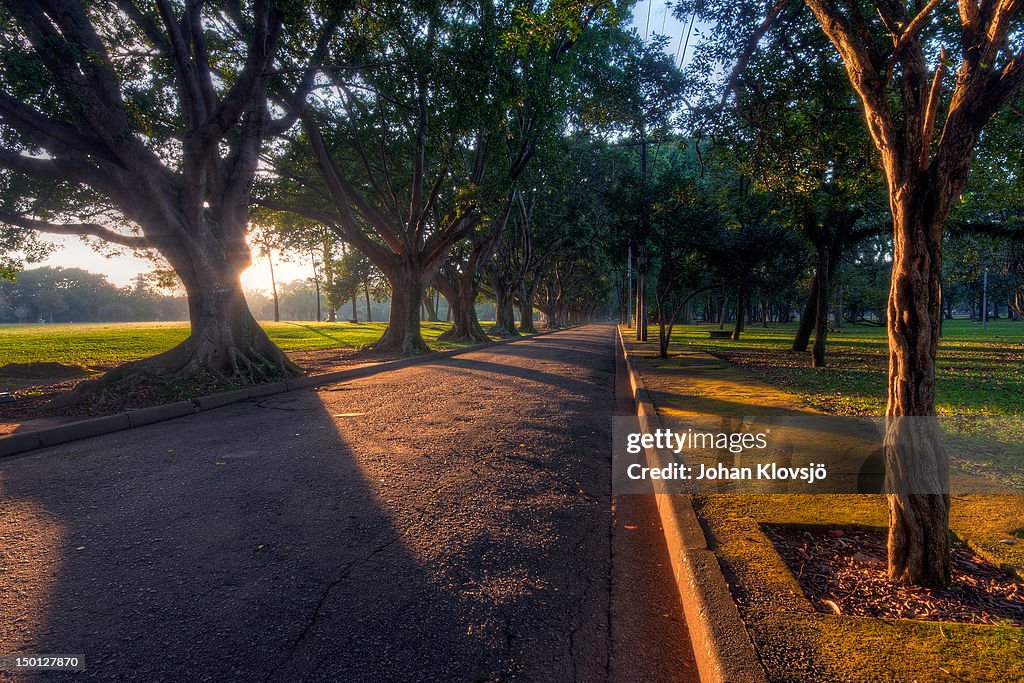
[0,325,696,682]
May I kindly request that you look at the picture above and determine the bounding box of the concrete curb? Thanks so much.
[0,328,568,460]
[617,327,768,683]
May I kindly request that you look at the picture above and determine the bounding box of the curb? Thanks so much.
[617,327,768,683]
[0,327,569,460]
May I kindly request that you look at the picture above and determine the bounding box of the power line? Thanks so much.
[678,12,696,69]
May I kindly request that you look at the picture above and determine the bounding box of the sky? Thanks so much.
[34,1,692,293]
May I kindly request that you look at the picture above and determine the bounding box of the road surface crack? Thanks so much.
[262,478,460,682]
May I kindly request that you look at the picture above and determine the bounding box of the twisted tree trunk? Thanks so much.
[73,227,299,400]
[883,192,950,587]
[517,282,537,334]
[435,268,489,344]
[373,258,430,354]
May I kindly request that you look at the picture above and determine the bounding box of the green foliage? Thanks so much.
[501,0,622,54]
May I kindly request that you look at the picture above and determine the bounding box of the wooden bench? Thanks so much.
[708,330,732,339]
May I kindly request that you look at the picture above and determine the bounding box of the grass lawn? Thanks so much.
[665,319,1024,416]
[621,328,1024,682]
[0,320,469,370]
[663,319,1024,488]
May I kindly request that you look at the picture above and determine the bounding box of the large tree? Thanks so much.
[0,0,339,396]
[681,2,885,365]
[799,0,1024,586]
[689,0,1024,585]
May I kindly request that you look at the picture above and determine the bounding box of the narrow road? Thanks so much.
[0,325,696,682]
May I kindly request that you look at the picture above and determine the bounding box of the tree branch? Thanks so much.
[0,211,149,248]
[719,0,790,110]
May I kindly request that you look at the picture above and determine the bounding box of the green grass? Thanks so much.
[0,320,468,370]
[665,319,1024,417]
[622,330,1024,680]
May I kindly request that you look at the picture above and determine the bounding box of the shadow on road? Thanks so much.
[0,325,630,681]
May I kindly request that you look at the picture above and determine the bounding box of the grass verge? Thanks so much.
[621,327,1024,682]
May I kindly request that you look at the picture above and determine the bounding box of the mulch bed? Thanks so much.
[766,525,1024,626]
[0,347,396,431]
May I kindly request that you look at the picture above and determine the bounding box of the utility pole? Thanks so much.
[635,125,649,342]
[983,268,989,331]
[626,244,633,329]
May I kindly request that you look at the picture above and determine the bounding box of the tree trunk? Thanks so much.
[324,249,337,323]
[491,284,519,338]
[267,251,280,323]
[537,306,552,329]
[732,291,745,340]
[72,253,299,400]
[517,284,537,334]
[793,264,820,352]
[372,261,429,354]
[423,290,439,322]
[884,193,950,587]
[635,248,649,341]
[351,296,358,323]
[313,262,321,322]
[658,307,670,358]
[436,269,489,343]
[812,247,830,368]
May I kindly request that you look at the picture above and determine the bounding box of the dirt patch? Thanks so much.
[766,524,1024,626]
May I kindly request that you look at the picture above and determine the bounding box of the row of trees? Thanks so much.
[3,1,1023,589]
[0,1,648,393]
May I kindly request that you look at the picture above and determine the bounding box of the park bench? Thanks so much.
[708,330,732,339]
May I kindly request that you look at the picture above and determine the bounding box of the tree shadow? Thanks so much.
[0,328,618,681]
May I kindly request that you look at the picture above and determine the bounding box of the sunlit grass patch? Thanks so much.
[0,320,479,370]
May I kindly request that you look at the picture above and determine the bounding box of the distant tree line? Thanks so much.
[0,267,187,323]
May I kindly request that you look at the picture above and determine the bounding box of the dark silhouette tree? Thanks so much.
[0,0,340,397]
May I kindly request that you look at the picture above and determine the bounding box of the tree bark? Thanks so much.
[372,260,429,354]
[793,260,821,352]
[732,291,745,340]
[436,268,489,344]
[517,283,537,333]
[490,283,519,338]
[267,250,280,323]
[73,241,299,400]
[884,192,951,587]
[423,291,439,322]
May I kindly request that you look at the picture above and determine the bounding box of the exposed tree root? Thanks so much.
[57,334,302,406]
